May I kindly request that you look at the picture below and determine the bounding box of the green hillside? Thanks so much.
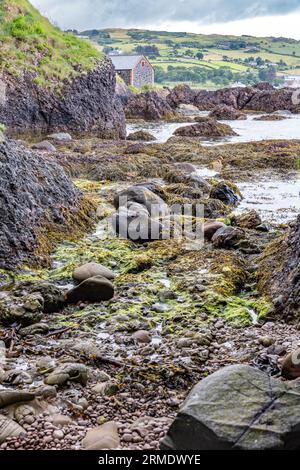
[79,28,300,88]
[0,0,102,87]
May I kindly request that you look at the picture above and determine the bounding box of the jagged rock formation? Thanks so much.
[259,215,300,318]
[0,60,126,138]
[0,140,94,268]
[125,90,177,121]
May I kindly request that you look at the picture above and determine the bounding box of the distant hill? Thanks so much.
[78,28,300,89]
[0,0,102,88]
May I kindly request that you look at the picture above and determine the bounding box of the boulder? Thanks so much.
[281,349,300,379]
[177,104,200,116]
[125,91,176,121]
[161,365,300,450]
[114,185,168,216]
[204,221,226,241]
[66,276,114,304]
[212,226,245,249]
[127,130,156,142]
[0,389,35,408]
[73,262,115,282]
[0,415,25,444]
[44,363,88,386]
[111,207,163,244]
[47,133,72,143]
[210,182,241,206]
[174,162,197,175]
[82,421,120,450]
[203,199,229,219]
[0,291,44,326]
[166,85,196,108]
[19,282,65,314]
[209,105,247,120]
[174,120,237,138]
[232,210,262,229]
[32,140,57,152]
[132,330,152,344]
[254,114,287,121]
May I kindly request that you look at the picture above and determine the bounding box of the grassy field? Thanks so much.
[79,28,300,88]
[0,0,103,88]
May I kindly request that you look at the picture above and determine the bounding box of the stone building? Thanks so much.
[110,55,154,88]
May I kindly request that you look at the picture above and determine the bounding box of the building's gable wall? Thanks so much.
[132,58,154,88]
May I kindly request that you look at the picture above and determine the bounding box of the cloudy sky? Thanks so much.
[31,0,300,39]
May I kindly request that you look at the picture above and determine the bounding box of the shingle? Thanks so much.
[110,55,144,70]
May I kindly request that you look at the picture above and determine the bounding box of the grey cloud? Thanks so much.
[31,0,300,30]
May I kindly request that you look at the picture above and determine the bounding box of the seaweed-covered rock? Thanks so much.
[0,140,93,268]
[204,221,226,241]
[161,365,300,450]
[259,215,300,318]
[114,185,167,215]
[127,131,156,142]
[209,105,247,121]
[0,291,44,326]
[232,210,262,229]
[174,120,237,138]
[210,182,241,206]
[212,226,245,249]
[254,114,287,121]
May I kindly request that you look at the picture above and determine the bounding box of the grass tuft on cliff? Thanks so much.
[0,0,103,87]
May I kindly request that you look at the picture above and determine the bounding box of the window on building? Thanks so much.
[141,60,145,67]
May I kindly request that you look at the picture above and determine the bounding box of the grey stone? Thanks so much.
[161,365,300,450]
[66,276,114,304]
[73,262,115,282]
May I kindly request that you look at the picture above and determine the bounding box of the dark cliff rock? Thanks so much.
[124,91,177,121]
[0,140,94,269]
[258,215,300,319]
[0,58,126,139]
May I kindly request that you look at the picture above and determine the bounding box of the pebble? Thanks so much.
[53,430,64,440]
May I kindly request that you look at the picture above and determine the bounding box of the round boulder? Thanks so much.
[127,130,156,142]
[210,182,241,206]
[73,262,115,282]
[66,276,114,304]
[204,221,226,241]
[32,140,56,152]
[212,226,245,249]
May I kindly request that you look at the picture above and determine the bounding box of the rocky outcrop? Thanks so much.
[174,120,237,138]
[209,104,247,120]
[161,365,300,450]
[125,91,177,121]
[0,140,94,268]
[259,215,300,318]
[165,83,300,114]
[0,58,126,138]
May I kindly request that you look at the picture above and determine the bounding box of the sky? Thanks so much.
[31,0,300,39]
